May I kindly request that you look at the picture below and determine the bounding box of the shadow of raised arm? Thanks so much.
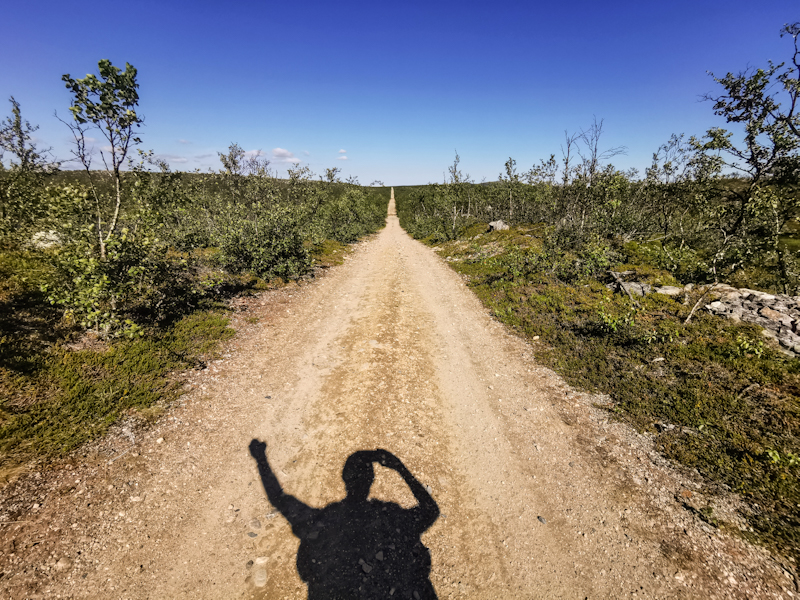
[249,439,316,530]
[377,449,439,532]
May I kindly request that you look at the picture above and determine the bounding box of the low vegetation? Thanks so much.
[0,62,388,473]
[396,24,800,562]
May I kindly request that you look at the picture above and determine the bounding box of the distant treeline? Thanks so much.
[396,24,800,294]
[396,128,798,294]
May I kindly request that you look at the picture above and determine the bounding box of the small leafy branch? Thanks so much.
[596,299,637,334]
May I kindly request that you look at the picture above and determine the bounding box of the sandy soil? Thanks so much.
[0,195,797,599]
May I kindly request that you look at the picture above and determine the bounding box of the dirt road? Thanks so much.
[1,194,795,598]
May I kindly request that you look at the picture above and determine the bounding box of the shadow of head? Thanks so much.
[342,450,376,502]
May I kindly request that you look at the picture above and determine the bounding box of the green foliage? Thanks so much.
[62,60,141,131]
[318,185,390,243]
[0,97,53,172]
[687,23,800,289]
[215,203,311,279]
[0,97,58,247]
[35,184,176,336]
[61,59,144,260]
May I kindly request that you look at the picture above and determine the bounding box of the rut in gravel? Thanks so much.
[1,193,794,599]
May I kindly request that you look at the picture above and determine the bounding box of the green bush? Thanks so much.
[215,203,311,279]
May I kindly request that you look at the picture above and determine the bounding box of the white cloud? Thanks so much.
[272,148,293,158]
[177,139,191,144]
[338,149,347,154]
[272,147,301,164]
[303,150,310,156]
[156,154,188,164]
[244,149,265,158]
[337,156,348,161]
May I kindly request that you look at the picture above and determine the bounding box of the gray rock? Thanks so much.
[620,282,651,297]
[719,291,743,302]
[487,220,509,232]
[654,286,684,297]
[741,288,777,302]
[761,329,778,340]
[779,329,800,347]
[760,306,794,327]
[743,315,776,331]
[607,277,800,356]
[538,516,547,524]
[249,518,262,529]
[31,230,61,249]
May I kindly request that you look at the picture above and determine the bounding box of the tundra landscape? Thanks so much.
[0,6,799,600]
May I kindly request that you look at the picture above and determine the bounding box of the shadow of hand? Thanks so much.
[249,439,267,460]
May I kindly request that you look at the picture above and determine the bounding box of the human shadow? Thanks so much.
[249,440,439,599]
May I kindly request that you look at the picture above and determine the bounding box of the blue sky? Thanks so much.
[1,1,797,185]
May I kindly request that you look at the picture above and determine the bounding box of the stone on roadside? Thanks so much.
[487,220,509,232]
[55,557,72,571]
[654,286,684,297]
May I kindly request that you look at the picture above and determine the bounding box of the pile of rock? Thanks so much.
[607,279,800,356]
[702,284,800,355]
